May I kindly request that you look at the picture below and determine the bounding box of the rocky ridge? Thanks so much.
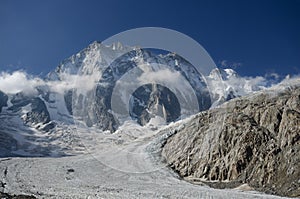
[162,82,300,197]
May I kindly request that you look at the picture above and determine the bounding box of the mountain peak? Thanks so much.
[209,68,238,80]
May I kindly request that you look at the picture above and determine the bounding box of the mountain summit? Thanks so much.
[0,42,278,156]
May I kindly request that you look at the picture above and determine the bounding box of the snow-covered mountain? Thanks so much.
[0,42,299,198]
[206,68,268,106]
[0,41,269,157]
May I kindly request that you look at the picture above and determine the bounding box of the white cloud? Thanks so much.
[0,68,299,106]
[137,68,182,85]
[0,71,43,95]
[0,70,100,95]
[47,71,101,94]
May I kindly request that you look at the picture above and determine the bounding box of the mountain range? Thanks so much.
[0,41,268,157]
[0,41,298,198]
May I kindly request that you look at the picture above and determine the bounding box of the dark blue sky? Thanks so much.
[0,0,299,77]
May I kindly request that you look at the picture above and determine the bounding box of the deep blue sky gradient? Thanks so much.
[0,0,299,77]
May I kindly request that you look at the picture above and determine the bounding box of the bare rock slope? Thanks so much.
[162,85,300,197]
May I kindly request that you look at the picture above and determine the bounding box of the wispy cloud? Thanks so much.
[265,72,280,80]
[219,60,242,69]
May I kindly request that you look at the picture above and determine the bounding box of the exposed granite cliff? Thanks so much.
[162,85,300,197]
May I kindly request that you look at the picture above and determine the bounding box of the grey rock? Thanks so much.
[0,191,36,199]
[129,83,181,125]
[64,90,73,115]
[8,92,32,112]
[0,132,17,157]
[162,86,300,197]
[0,90,8,113]
[24,97,52,127]
[5,92,55,132]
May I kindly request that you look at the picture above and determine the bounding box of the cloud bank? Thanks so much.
[0,71,43,94]
[0,70,100,95]
[0,69,298,100]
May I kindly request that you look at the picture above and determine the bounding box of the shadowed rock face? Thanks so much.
[24,97,51,125]
[162,86,300,197]
[7,93,54,131]
[0,132,17,158]
[0,91,17,157]
[0,191,36,199]
[129,83,181,125]
[0,91,8,113]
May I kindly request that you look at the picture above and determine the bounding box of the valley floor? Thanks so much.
[0,122,293,199]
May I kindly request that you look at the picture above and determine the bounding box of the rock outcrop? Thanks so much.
[23,97,52,128]
[0,191,36,199]
[162,86,300,197]
[129,83,181,125]
[7,93,54,131]
[0,90,8,113]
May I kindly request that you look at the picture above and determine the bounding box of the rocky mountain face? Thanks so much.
[0,41,221,157]
[0,91,18,158]
[8,93,54,131]
[0,90,78,157]
[129,83,181,125]
[61,42,211,131]
[162,84,300,197]
[0,42,257,134]
[0,41,269,158]
[51,42,263,132]
[0,91,8,113]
